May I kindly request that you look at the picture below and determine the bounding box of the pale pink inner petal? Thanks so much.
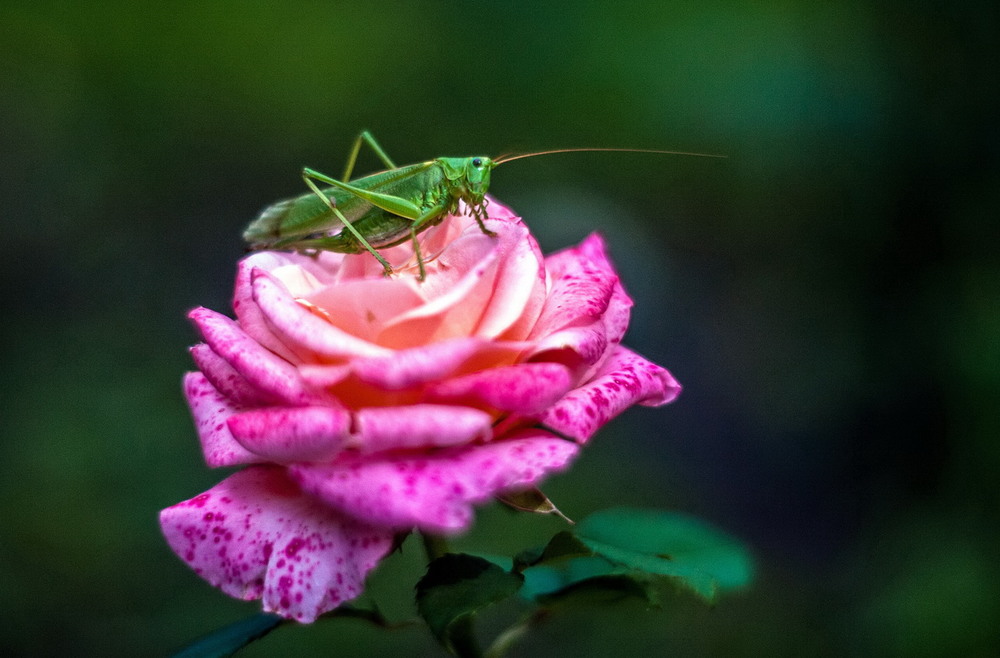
[250,269,391,360]
[228,406,352,463]
[468,220,547,340]
[353,404,493,453]
[376,232,502,348]
[540,347,682,443]
[183,372,260,468]
[289,430,579,534]
[303,277,425,343]
[160,466,394,622]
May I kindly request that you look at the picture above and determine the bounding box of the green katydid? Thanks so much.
[243,131,720,280]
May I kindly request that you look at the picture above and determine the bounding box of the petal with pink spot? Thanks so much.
[289,430,578,534]
[232,258,299,362]
[159,466,394,622]
[349,338,525,390]
[189,344,271,407]
[354,404,493,453]
[425,363,574,415]
[228,406,352,463]
[189,307,322,405]
[540,347,682,442]
[531,248,618,338]
[183,372,259,468]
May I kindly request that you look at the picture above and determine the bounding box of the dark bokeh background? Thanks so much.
[2,2,997,656]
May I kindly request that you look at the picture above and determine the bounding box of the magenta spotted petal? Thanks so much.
[160,466,394,622]
[541,347,682,442]
[289,430,579,533]
[163,200,681,621]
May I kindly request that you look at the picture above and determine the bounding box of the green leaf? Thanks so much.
[520,555,618,600]
[535,573,659,608]
[513,530,591,572]
[171,613,283,658]
[416,553,524,655]
[575,508,754,601]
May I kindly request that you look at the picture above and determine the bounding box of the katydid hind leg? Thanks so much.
[341,130,397,181]
[303,167,424,220]
[300,172,394,276]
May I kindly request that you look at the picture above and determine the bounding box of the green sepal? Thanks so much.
[415,553,524,655]
[496,487,574,523]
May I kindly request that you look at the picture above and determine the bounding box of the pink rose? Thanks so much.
[160,200,680,621]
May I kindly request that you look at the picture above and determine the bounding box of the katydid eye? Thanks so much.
[472,158,483,168]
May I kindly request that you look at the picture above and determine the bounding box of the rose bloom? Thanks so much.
[160,199,680,621]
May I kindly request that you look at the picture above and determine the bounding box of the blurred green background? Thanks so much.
[2,1,997,655]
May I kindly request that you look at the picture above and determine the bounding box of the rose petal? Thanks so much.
[301,276,425,343]
[232,258,299,362]
[190,343,271,407]
[376,234,502,348]
[289,430,578,533]
[540,347,682,442]
[601,283,634,346]
[228,407,352,463]
[160,466,394,622]
[251,269,391,360]
[532,237,620,337]
[425,363,574,415]
[527,324,609,368]
[183,372,260,468]
[354,404,493,453]
[189,307,322,405]
[576,233,616,274]
[350,338,524,390]
[470,220,547,340]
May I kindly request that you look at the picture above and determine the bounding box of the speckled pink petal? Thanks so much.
[227,407,352,463]
[575,232,618,272]
[289,430,579,534]
[189,307,323,406]
[425,363,574,415]
[354,404,493,453]
[183,372,262,468]
[190,343,271,407]
[539,347,682,443]
[527,323,610,369]
[532,239,619,338]
[160,466,394,623]
[601,283,634,346]
[250,269,391,360]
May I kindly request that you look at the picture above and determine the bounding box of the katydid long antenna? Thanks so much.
[493,147,727,166]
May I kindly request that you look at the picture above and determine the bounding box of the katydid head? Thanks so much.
[438,156,497,218]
